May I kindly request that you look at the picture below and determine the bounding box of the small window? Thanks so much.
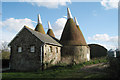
[55,47,58,53]
[45,45,47,47]
[18,47,22,52]
[45,53,46,55]
[30,46,35,52]
[49,46,52,52]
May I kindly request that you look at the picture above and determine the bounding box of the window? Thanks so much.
[30,46,35,52]
[18,47,22,52]
[45,45,47,47]
[49,46,52,52]
[45,53,46,55]
[55,47,58,53]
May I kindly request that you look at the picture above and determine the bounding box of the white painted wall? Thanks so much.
[87,53,90,61]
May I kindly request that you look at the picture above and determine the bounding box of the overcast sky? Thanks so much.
[0,0,119,50]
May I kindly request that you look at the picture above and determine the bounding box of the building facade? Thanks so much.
[9,26,61,71]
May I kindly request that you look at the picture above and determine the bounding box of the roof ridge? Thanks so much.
[25,26,62,46]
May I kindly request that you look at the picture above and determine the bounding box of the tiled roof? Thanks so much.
[26,26,62,46]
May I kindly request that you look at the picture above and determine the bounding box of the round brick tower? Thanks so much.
[60,8,90,64]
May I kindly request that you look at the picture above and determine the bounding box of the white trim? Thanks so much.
[48,21,52,29]
[40,44,44,65]
[38,14,42,24]
[114,51,116,57]
[74,17,79,25]
[67,8,73,19]
[41,46,43,64]
[87,53,90,61]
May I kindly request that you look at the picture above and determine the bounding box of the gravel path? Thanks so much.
[78,63,109,73]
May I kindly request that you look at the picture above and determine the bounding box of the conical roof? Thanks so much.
[47,29,55,37]
[60,8,87,46]
[74,17,87,45]
[47,21,55,37]
[35,14,45,34]
[76,25,80,31]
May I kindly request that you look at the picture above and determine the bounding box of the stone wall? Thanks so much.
[10,28,43,71]
[61,46,90,64]
[43,44,61,65]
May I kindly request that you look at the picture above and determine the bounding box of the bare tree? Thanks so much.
[0,41,9,53]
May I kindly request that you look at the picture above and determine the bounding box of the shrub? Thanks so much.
[108,57,120,78]
[93,60,99,64]
[83,61,91,65]
[2,51,10,59]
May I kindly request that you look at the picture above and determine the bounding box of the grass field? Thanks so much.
[2,57,110,79]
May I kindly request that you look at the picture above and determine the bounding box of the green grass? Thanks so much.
[2,57,109,79]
